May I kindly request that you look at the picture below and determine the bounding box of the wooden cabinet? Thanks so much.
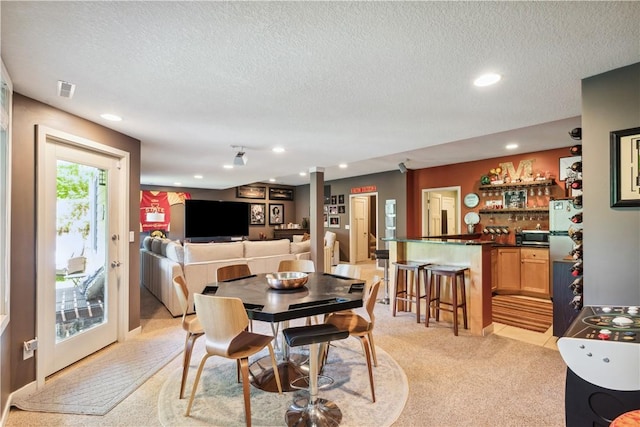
[495,247,550,297]
[496,248,521,291]
[520,248,550,296]
[491,248,498,291]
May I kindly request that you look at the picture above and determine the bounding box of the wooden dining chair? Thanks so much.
[217,264,254,330]
[324,279,381,402]
[186,293,282,427]
[278,259,315,273]
[216,263,252,282]
[172,275,204,399]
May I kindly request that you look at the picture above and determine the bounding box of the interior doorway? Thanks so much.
[421,187,461,236]
[348,193,378,263]
[36,126,130,385]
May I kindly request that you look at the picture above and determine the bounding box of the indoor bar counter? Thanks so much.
[386,236,493,336]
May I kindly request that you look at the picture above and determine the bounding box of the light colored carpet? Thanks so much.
[158,337,408,427]
[12,325,184,415]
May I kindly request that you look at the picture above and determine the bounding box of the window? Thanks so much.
[0,59,13,333]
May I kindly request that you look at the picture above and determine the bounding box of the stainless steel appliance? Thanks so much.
[516,229,549,247]
[549,198,582,262]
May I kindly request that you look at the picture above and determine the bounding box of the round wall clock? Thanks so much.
[463,193,480,208]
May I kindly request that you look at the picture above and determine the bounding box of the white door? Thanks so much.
[36,127,128,381]
[428,193,442,236]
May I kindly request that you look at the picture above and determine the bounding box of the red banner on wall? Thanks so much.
[139,191,192,232]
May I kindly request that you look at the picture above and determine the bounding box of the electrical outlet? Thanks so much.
[23,338,38,360]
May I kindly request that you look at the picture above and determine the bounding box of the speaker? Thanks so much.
[398,162,408,173]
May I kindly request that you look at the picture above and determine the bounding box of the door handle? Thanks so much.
[111,261,121,268]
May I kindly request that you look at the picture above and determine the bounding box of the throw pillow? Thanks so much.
[302,232,311,241]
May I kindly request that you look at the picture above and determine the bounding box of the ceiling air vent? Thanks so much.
[57,80,76,98]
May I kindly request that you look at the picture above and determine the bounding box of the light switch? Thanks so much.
[129,231,135,242]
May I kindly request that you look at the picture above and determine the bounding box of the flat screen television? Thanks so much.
[184,199,250,242]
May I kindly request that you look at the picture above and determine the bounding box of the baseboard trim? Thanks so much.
[3,379,37,425]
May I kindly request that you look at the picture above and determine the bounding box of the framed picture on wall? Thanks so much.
[249,203,266,225]
[323,214,328,227]
[329,205,338,215]
[269,187,294,201]
[236,185,266,199]
[338,205,346,214]
[269,203,284,225]
[338,194,344,204]
[328,215,340,228]
[330,195,337,205]
[611,126,640,207]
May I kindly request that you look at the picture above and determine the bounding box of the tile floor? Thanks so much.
[352,259,560,351]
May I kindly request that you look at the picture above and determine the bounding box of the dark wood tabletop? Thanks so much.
[201,272,365,323]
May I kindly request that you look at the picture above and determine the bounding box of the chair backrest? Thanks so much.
[278,259,315,273]
[333,263,361,279]
[365,280,382,325]
[193,293,250,356]
[172,275,190,322]
[216,264,252,282]
[324,231,337,252]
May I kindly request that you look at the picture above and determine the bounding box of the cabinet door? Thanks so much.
[497,248,521,291]
[491,248,498,291]
[520,248,550,296]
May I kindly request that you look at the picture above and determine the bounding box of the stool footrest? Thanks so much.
[283,324,349,347]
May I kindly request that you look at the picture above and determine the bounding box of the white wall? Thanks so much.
[583,62,640,305]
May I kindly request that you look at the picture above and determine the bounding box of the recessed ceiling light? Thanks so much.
[473,73,502,87]
[174,182,181,186]
[223,164,233,169]
[194,174,203,179]
[272,147,285,153]
[100,113,122,122]
[269,178,276,182]
[505,143,518,150]
[339,163,348,169]
[299,172,307,177]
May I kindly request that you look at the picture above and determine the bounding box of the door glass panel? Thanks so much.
[55,160,107,342]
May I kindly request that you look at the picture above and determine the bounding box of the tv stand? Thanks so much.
[273,228,309,241]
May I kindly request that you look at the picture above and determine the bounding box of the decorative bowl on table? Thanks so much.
[266,272,308,290]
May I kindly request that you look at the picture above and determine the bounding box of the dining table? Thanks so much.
[201,272,365,392]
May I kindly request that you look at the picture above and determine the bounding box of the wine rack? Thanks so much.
[567,127,583,311]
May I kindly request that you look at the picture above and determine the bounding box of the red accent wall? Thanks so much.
[406,147,572,243]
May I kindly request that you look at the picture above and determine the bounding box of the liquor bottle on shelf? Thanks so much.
[570,243,583,260]
[570,161,582,172]
[570,212,583,223]
[571,194,583,209]
[569,144,582,156]
[570,179,583,190]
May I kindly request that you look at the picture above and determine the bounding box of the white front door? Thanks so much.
[36,127,129,382]
[353,197,369,262]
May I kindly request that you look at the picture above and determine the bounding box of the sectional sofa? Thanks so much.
[140,236,311,315]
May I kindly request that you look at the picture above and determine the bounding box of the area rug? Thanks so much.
[13,325,184,415]
[492,294,553,332]
[158,338,408,427]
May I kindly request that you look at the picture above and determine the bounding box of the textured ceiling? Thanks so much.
[2,2,639,189]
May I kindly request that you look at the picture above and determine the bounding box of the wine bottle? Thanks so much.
[570,161,582,172]
[570,179,582,190]
[570,213,583,223]
[570,294,583,310]
[570,276,583,292]
[569,127,582,140]
[571,261,583,277]
[569,144,582,155]
[570,230,583,243]
[572,195,583,209]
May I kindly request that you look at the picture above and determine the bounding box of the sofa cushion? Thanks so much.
[160,238,171,257]
[165,241,184,264]
[290,240,311,254]
[142,236,153,251]
[151,238,162,254]
[243,239,291,258]
[184,241,244,264]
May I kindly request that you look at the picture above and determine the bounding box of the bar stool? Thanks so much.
[392,261,430,323]
[283,324,349,427]
[425,265,469,336]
